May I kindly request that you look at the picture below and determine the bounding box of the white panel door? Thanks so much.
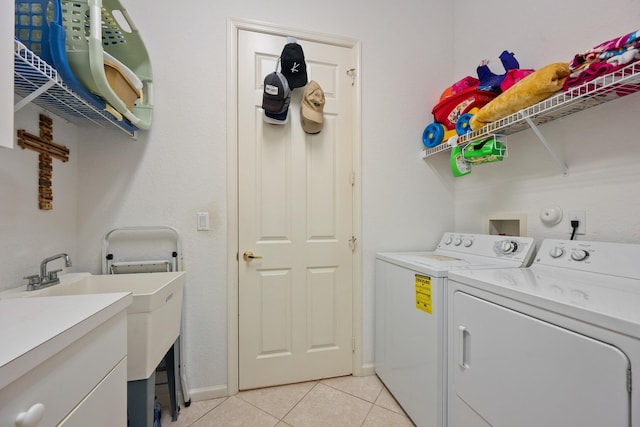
[450,291,630,427]
[238,30,355,390]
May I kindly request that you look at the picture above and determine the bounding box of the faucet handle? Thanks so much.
[24,274,42,290]
[23,274,42,285]
[47,269,63,280]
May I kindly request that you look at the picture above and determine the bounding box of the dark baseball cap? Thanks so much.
[280,42,308,89]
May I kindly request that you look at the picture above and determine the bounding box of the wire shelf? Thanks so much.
[13,39,137,138]
[422,60,640,158]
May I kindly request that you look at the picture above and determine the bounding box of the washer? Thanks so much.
[375,232,536,427]
[446,239,640,427]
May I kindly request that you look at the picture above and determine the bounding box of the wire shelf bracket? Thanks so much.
[520,113,568,175]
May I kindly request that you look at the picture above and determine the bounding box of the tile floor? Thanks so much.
[160,375,415,427]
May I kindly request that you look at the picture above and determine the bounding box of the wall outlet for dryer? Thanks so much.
[569,211,586,235]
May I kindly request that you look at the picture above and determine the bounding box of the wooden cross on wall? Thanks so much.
[17,114,70,210]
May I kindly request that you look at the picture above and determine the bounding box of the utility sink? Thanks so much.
[2,272,185,381]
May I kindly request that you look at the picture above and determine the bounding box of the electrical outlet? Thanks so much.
[568,211,586,235]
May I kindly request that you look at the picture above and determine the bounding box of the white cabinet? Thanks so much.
[0,294,131,427]
[1,0,13,149]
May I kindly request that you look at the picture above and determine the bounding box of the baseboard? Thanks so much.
[354,362,376,377]
[182,365,375,403]
[188,384,230,402]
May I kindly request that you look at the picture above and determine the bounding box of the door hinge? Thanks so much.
[350,170,355,186]
[348,236,357,252]
[628,368,632,393]
[346,68,356,86]
[352,336,356,352]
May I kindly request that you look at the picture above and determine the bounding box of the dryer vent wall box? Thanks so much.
[486,212,527,236]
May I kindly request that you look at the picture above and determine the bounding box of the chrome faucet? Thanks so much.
[24,253,72,290]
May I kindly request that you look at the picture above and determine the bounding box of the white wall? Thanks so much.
[451,0,640,244]
[6,0,639,400]
[0,105,79,288]
[69,0,455,395]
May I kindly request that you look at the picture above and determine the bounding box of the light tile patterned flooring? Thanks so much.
[160,375,415,427]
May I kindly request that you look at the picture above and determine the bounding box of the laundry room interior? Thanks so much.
[2,0,640,425]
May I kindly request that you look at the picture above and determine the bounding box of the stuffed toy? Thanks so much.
[469,62,571,130]
[476,50,533,93]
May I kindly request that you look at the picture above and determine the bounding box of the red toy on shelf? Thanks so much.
[423,84,496,147]
[422,51,531,148]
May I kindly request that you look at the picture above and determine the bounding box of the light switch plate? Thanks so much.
[197,212,210,231]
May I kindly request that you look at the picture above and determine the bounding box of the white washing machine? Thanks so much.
[375,232,536,427]
[446,239,640,427]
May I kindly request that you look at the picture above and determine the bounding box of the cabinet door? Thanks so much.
[0,312,127,426]
[451,291,630,427]
[59,358,127,427]
[1,0,13,149]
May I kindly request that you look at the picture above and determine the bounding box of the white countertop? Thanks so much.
[0,292,132,389]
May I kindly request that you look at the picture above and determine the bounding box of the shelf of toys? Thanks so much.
[422,60,640,160]
[422,29,640,176]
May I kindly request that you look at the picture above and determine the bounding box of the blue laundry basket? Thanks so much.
[14,0,138,132]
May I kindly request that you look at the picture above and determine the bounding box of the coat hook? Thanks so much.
[346,68,356,86]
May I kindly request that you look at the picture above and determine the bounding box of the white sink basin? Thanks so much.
[2,272,185,381]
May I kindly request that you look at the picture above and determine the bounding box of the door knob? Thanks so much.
[243,251,263,262]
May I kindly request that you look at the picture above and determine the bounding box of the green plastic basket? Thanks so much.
[62,0,152,129]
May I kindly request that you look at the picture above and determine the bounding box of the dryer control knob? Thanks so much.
[549,247,565,258]
[463,239,473,247]
[445,236,453,245]
[571,249,590,261]
[453,238,462,246]
[499,240,518,254]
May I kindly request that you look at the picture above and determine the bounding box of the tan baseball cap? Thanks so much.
[300,80,325,134]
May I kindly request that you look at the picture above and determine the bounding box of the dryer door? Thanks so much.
[450,291,630,427]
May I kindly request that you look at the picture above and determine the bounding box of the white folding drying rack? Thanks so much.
[102,226,191,408]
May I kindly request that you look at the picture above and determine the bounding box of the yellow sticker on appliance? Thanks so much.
[415,274,432,314]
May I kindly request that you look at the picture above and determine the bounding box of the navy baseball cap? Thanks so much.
[262,72,291,113]
[262,72,291,124]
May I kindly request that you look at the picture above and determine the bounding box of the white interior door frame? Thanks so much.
[226,17,363,396]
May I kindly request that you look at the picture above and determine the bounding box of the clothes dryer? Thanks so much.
[447,239,640,427]
[375,232,536,427]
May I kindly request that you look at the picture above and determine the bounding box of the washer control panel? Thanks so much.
[438,233,535,264]
[535,239,640,279]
